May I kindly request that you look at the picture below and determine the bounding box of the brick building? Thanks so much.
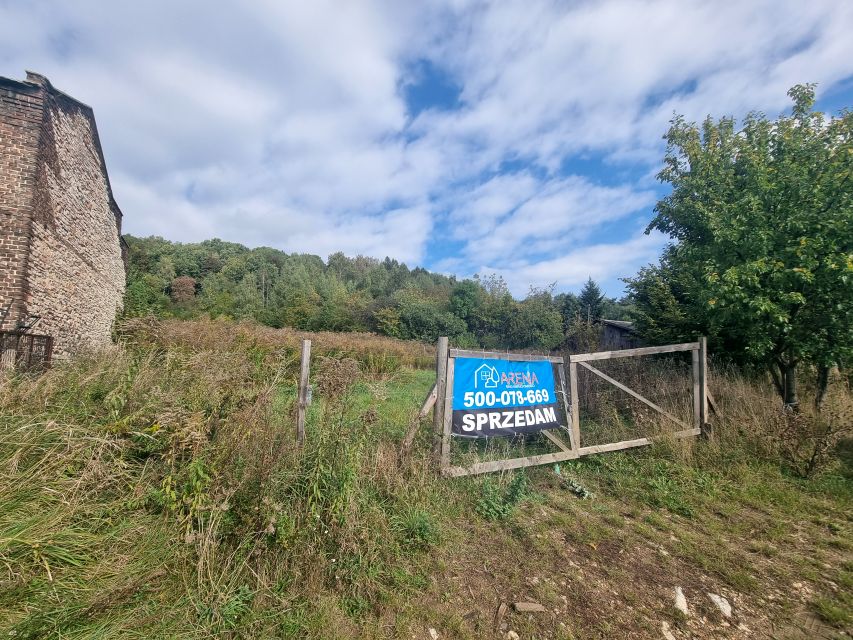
[1,71,126,362]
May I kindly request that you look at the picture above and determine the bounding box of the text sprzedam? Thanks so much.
[460,406,559,432]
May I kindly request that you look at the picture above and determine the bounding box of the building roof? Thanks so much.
[602,319,638,333]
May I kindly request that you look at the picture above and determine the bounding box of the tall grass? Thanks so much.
[0,318,850,638]
[703,363,853,478]
[0,321,452,638]
[118,315,435,374]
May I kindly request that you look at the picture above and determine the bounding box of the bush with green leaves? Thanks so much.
[475,473,533,521]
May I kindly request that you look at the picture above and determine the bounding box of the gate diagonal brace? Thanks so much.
[541,429,571,452]
[575,361,691,431]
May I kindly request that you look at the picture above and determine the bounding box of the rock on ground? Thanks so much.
[674,586,689,615]
[708,593,732,618]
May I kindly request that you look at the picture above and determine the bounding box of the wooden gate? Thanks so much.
[568,338,708,456]
[429,337,709,477]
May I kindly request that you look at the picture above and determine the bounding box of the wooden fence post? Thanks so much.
[296,339,311,445]
[692,344,701,432]
[569,359,580,451]
[439,356,456,472]
[699,336,709,437]
[399,384,437,458]
[432,337,449,464]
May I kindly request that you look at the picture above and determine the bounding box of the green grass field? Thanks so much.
[1,319,850,639]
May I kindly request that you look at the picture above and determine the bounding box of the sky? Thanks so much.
[2,1,852,297]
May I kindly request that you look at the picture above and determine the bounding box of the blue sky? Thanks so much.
[3,1,852,297]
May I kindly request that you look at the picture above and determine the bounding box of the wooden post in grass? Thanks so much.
[296,339,311,445]
[569,359,581,451]
[399,384,437,459]
[699,336,710,437]
[432,337,449,463]
[692,344,701,432]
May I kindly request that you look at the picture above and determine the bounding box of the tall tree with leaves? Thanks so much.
[578,277,606,323]
[629,85,852,407]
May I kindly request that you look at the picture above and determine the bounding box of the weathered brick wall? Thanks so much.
[0,81,42,331]
[0,73,125,358]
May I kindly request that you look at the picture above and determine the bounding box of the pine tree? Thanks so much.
[578,277,605,323]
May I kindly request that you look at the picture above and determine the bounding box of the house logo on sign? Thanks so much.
[473,363,499,389]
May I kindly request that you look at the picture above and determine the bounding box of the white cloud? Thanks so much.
[444,174,656,264]
[426,0,853,168]
[479,231,669,297]
[2,0,851,292]
[113,172,432,264]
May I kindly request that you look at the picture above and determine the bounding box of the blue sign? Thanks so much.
[451,357,564,437]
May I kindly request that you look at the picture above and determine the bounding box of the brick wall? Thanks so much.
[0,81,42,331]
[0,73,125,358]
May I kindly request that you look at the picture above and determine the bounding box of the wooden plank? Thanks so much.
[399,418,421,457]
[707,388,719,416]
[542,429,571,452]
[399,384,438,456]
[570,342,699,363]
[699,336,709,432]
[444,449,580,477]
[449,348,563,363]
[692,346,701,431]
[440,356,456,471]
[432,337,449,462]
[569,360,581,450]
[419,383,437,418]
[577,361,691,431]
[556,363,576,451]
[579,437,650,456]
[577,428,699,456]
[445,426,701,476]
[296,339,311,445]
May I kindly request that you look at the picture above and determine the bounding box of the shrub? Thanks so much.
[475,473,532,521]
[775,403,853,478]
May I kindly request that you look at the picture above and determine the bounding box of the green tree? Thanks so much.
[450,280,481,321]
[506,287,564,351]
[631,84,852,407]
[123,274,170,317]
[601,296,634,321]
[372,305,402,337]
[554,292,580,332]
[198,272,237,318]
[578,278,605,323]
[396,289,467,342]
[469,274,514,348]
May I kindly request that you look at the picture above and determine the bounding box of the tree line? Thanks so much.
[123,236,631,352]
[124,84,851,408]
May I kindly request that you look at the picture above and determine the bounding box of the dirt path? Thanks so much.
[410,481,850,640]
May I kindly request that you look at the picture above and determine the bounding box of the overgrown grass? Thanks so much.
[119,315,435,373]
[0,321,450,638]
[0,318,850,639]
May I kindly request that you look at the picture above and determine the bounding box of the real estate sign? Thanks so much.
[451,357,564,437]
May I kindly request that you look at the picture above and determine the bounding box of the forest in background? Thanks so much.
[123,85,851,409]
[122,235,631,351]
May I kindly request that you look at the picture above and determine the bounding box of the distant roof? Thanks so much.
[602,319,637,333]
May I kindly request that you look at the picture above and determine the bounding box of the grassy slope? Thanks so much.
[0,319,850,639]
